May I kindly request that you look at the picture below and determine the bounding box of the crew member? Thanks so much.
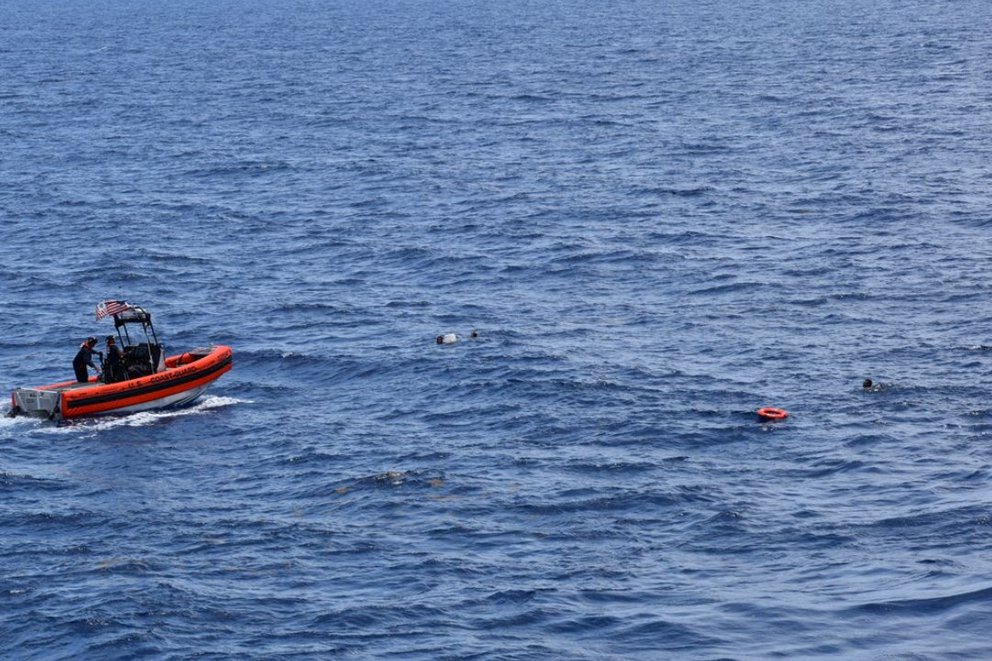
[73,337,100,383]
[104,335,125,383]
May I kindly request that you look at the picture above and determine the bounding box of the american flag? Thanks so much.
[95,300,130,320]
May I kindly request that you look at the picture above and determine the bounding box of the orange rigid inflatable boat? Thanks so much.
[8,302,233,421]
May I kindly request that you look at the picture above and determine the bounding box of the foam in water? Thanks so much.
[4,396,248,435]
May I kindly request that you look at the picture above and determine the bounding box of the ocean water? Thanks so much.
[2,0,992,658]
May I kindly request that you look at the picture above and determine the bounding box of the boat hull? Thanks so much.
[10,345,232,420]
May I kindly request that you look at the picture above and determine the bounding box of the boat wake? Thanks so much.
[73,395,248,431]
[0,412,35,431]
[6,396,249,435]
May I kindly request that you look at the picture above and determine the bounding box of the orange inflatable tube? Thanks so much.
[757,407,789,421]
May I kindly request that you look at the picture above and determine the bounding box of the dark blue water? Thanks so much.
[3,0,992,657]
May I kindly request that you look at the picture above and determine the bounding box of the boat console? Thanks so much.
[123,342,164,378]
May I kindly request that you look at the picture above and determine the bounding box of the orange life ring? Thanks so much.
[757,407,789,420]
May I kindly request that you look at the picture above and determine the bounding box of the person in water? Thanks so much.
[73,337,101,383]
[863,378,885,392]
[103,335,125,383]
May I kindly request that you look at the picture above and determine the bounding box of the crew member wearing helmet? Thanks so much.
[73,337,101,383]
[103,335,125,384]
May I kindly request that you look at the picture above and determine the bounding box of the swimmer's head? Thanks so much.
[863,378,873,389]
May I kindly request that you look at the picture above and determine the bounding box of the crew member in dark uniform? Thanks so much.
[73,337,100,383]
[103,335,125,383]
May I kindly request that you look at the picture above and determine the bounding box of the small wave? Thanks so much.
[321,470,447,497]
[631,185,715,198]
[850,585,992,615]
[508,93,554,103]
[689,281,764,296]
[0,471,69,491]
[184,159,293,178]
